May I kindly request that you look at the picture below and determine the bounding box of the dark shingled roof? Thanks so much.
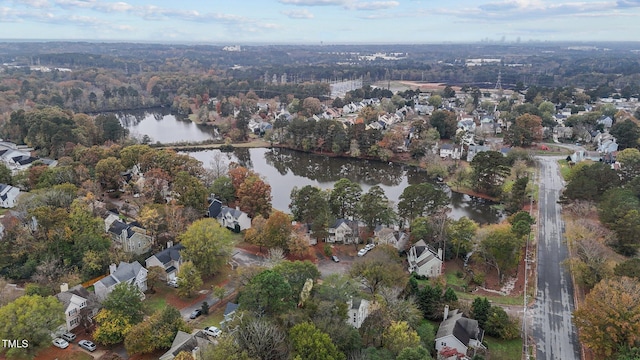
[207,199,222,218]
[153,243,185,266]
[224,302,239,317]
[435,309,481,347]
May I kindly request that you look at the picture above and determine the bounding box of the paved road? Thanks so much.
[531,157,581,360]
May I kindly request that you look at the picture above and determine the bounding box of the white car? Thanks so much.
[78,340,97,352]
[365,243,375,251]
[52,338,69,349]
[357,249,368,257]
[204,326,222,337]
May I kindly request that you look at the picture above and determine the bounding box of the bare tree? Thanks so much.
[234,318,289,360]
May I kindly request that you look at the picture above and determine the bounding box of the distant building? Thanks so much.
[347,298,370,329]
[0,184,20,208]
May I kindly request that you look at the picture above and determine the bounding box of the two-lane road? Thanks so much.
[532,157,581,360]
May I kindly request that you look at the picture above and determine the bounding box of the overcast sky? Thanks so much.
[1,0,639,44]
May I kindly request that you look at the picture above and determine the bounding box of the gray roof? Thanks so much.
[159,330,213,360]
[97,261,144,288]
[151,244,185,266]
[56,285,95,309]
[220,206,245,219]
[224,302,239,317]
[435,309,481,346]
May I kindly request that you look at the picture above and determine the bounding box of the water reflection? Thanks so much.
[187,148,504,224]
[115,109,215,143]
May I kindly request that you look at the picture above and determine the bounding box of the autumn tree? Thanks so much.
[0,295,64,359]
[179,218,234,276]
[429,110,457,139]
[237,175,272,219]
[573,277,640,358]
[478,223,524,281]
[349,246,407,294]
[146,265,165,293]
[95,156,125,190]
[124,306,189,355]
[177,261,203,298]
[172,171,208,212]
[289,185,329,224]
[447,217,478,259]
[504,113,543,146]
[383,321,421,356]
[289,322,346,360]
[610,119,640,150]
[262,210,292,250]
[272,260,320,296]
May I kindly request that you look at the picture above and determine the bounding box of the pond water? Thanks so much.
[187,147,504,224]
[117,108,215,144]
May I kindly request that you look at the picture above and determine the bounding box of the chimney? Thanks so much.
[444,305,449,320]
[109,263,117,275]
[60,283,69,293]
[167,241,173,249]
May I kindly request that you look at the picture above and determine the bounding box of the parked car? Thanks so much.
[61,332,76,342]
[365,243,375,251]
[204,326,222,337]
[78,340,97,352]
[52,338,69,349]
[189,309,202,319]
[167,279,178,288]
[331,255,340,262]
[357,249,368,257]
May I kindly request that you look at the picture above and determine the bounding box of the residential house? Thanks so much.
[347,298,370,329]
[159,330,215,360]
[105,215,153,255]
[292,222,316,246]
[224,302,239,322]
[570,150,602,163]
[466,145,490,162]
[435,306,486,358]
[94,261,147,301]
[457,119,476,133]
[597,115,613,129]
[56,283,99,331]
[555,126,573,139]
[478,116,497,135]
[145,241,185,282]
[373,225,408,250]
[440,144,461,160]
[0,184,20,208]
[218,206,251,232]
[327,219,359,244]
[407,240,443,278]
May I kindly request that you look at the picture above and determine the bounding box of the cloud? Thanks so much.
[350,1,399,10]
[618,0,640,7]
[282,9,315,18]
[17,0,50,8]
[54,0,134,13]
[279,0,346,5]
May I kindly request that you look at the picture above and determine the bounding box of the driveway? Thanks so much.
[531,156,581,360]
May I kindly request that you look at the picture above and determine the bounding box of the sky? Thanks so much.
[1,0,640,44]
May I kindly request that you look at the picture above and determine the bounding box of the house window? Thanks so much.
[69,308,77,316]
[70,318,79,326]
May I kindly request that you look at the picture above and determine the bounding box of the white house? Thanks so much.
[435,306,486,358]
[466,145,490,162]
[327,219,359,244]
[159,330,215,360]
[347,298,370,329]
[145,241,185,282]
[94,261,147,301]
[407,240,443,277]
[439,144,461,160]
[373,225,408,250]
[0,184,20,208]
[55,284,99,331]
[218,206,252,232]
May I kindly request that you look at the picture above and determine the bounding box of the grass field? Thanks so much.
[558,159,572,180]
[484,336,523,360]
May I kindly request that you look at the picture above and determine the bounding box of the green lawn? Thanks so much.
[558,159,572,180]
[456,291,524,306]
[484,336,523,360]
[194,309,225,328]
[144,296,167,315]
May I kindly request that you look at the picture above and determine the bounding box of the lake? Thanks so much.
[117,108,215,144]
[187,147,504,224]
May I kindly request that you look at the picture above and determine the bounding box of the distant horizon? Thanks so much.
[1,38,640,47]
[1,1,640,44]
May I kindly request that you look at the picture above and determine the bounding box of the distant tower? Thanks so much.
[495,69,504,97]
